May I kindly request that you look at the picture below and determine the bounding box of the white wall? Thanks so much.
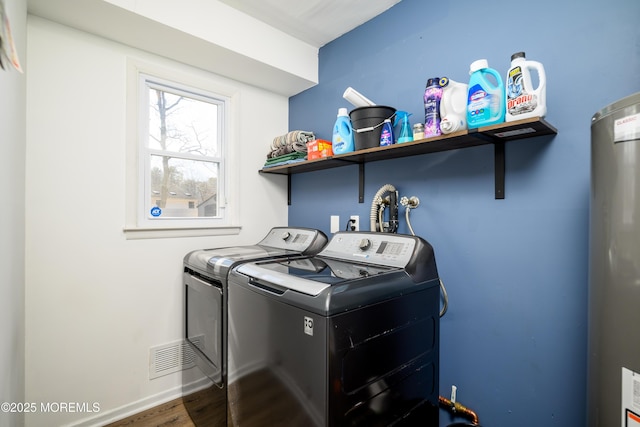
[0,0,26,426]
[25,16,289,426]
[27,0,319,96]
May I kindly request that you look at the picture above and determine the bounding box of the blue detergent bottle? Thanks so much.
[394,111,413,143]
[466,59,506,128]
[332,108,355,154]
[379,119,394,146]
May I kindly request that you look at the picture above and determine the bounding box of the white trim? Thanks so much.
[124,56,241,238]
[123,225,241,240]
[65,373,216,427]
[65,385,182,427]
[138,74,228,225]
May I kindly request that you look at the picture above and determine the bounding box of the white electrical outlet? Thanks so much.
[330,215,340,233]
[350,215,359,231]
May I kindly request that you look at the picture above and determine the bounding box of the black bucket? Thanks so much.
[349,106,396,150]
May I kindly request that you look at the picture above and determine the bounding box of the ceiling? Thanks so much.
[217,0,402,47]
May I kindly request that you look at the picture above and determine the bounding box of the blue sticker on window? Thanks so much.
[150,206,162,217]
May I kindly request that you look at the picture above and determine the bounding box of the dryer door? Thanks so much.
[185,271,223,385]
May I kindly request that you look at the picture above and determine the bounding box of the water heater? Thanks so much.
[588,92,640,427]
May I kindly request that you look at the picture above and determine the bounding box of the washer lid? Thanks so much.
[235,256,399,296]
[183,227,328,279]
[184,245,294,279]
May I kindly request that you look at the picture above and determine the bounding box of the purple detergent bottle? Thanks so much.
[424,77,443,137]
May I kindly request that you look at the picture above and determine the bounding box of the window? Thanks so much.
[125,60,240,238]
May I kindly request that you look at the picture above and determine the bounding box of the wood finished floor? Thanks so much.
[102,381,225,427]
[102,369,300,427]
[102,397,196,427]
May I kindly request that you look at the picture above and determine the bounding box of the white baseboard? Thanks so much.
[64,385,186,427]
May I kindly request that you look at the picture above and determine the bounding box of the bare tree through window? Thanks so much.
[145,82,224,219]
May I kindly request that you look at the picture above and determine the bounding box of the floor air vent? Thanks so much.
[149,337,202,379]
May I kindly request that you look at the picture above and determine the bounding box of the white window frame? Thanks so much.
[124,58,240,239]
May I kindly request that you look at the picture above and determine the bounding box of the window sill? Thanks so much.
[123,225,241,240]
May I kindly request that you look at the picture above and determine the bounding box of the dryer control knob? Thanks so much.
[281,231,291,241]
[359,238,371,251]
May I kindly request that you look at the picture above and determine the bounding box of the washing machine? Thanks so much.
[227,231,440,427]
[182,227,328,426]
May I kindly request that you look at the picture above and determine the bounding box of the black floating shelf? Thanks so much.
[259,117,557,203]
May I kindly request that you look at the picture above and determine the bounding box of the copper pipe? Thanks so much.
[439,395,480,425]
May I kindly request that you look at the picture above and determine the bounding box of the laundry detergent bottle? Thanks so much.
[332,107,355,154]
[466,59,505,129]
[379,119,394,146]
[505,52,547,122]
[423,77,443,137]
[439,77,468,134]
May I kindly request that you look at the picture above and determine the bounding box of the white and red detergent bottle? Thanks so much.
[505,52,547,122]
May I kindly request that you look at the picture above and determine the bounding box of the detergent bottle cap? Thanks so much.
[511,51,526,61]
[426,77,440,88]
[337,107,349,117]
[469,59,489,74]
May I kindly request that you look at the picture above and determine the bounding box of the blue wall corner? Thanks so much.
[287,0,640,425]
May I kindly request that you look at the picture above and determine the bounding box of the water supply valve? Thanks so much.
[400,196,420,209]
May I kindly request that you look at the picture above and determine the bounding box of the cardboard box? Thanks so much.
[307,139,333,160]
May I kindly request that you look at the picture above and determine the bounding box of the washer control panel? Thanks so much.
[319,232,418,268]
[258,227,328,253]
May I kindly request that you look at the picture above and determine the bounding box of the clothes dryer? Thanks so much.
[182,227,327,426]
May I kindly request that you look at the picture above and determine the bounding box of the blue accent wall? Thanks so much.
[287,0,640,425]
